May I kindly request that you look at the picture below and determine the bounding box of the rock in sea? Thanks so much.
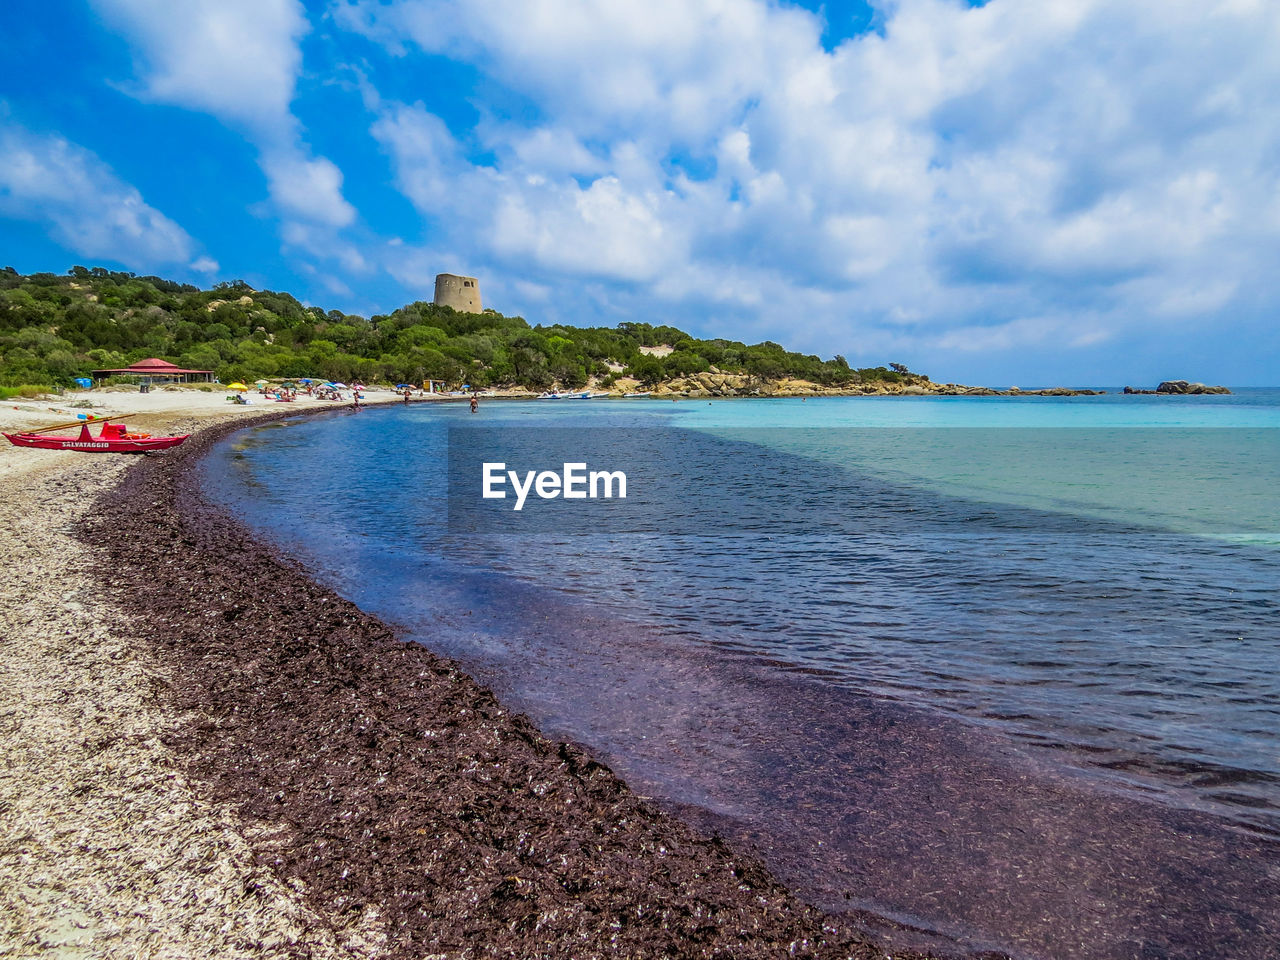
[1155,380,1231,395]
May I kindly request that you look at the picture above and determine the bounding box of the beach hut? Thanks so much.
[91,358,214,386]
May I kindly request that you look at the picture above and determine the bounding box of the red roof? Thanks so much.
[129,358,185,370]
[91,358,213,375]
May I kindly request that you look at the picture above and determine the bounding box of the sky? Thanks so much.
[1,0,1278,386]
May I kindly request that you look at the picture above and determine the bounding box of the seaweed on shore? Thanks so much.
[78,412,944,960]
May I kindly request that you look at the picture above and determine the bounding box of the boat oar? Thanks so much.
[23,413,135,435]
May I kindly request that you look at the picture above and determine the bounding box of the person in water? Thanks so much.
[470,392,479,413]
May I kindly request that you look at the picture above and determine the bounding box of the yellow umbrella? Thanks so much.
[227,382,248,391]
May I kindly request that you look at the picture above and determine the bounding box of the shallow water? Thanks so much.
[203,391,1280,958]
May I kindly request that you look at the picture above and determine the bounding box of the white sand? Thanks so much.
[0,390,388,958]
[0,386,410,482]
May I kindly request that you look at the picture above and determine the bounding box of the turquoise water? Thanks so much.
[202,389,1280,958]
[672,390,1280,541]
[204,389,1280,831]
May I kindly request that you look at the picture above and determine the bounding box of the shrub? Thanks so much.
[0,384,56,399]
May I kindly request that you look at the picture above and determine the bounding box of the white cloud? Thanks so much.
[190,255,220,273]
[372,102,688,282]
[932,315,1113,354]
[370,103,468,218]
[491,176,674,281]
[280,221,369,273]
[93,0,357,237]
[337,0,819,140]
[504,127,605,179]
[0,123,198,268]
[340,0,1280,379]
[320,275,354,297]
[92,0,307,137]
[383,242,447,295]
[261,151,356,227]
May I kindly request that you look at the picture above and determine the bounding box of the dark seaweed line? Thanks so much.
[76,408,966,960]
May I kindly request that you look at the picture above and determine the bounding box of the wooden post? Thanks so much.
[24,414,135,435]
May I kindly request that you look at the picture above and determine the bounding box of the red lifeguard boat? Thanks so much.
[4,415,189,453]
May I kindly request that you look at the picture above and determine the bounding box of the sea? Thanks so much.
[203,389,1280,960]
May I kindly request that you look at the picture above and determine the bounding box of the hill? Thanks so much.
[0,266,924,394]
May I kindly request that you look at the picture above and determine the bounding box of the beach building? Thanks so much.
[433,273,482,313]
[91,358,214,386]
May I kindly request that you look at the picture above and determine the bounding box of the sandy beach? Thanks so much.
[0,389,923,959]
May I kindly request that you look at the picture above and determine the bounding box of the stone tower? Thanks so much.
[433,273,482,313]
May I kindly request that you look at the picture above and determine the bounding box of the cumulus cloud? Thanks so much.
[370,104,470,218]
[491,176,675,281]
[93,0,356,232]
[0,122,198,268]
[261,151,357,228]
[337,0,1280,377]
[371,103,682,282]
[340,0,818,140]
[91,0,307,136]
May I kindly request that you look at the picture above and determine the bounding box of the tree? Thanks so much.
[0,267,926,393]
[664,350,709,378]
[552,361,588,389]
[628,355,665,386]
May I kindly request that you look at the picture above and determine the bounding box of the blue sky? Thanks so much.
[2,0,1278,386]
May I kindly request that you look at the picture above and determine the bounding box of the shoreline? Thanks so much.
[18,404,938,958]
[5,397,1275,958]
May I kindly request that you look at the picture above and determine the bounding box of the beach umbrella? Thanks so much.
[227,382,248,391]
[332,382,348,388]
[255,379,269,386]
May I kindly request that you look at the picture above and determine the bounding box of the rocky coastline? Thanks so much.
[627,373,1105,399]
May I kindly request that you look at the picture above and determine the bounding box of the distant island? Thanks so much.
[0,265,1102,398]
[1124,381,1231,395]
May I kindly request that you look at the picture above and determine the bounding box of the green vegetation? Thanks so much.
[0,266,922,390]
[0,384,56,399]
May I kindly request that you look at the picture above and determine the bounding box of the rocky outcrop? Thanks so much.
[1155,380,1231,395]
[1124,381,1231,395]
